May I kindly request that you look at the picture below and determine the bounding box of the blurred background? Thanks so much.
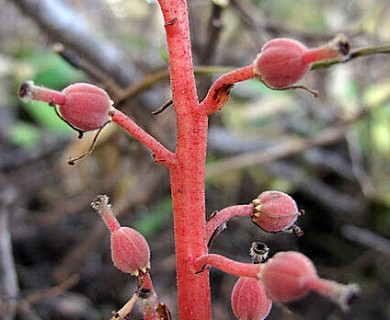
[0,0,389,319]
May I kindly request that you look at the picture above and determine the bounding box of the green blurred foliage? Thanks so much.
[135,197,172,236]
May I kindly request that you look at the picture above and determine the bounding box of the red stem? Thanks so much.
[158,0,212,319]
[19,81,66,105]
[193,254,262,278]
[206,204,253,243]
[302,47,339,64]
[138,273,159,320]
[110,108,176,165]
[201,65,256,115]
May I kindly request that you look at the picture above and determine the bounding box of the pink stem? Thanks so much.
[19,81,66,105]
[139,291,159,320]
[138,273,159,320]
[110,109,176,165]
[193,254,262,278]
[201,65,256,114]
[306,277,360,311]
[91,195,120,232]
[206,204,254,243]
[302,47,339,64]
[157,0,212,318]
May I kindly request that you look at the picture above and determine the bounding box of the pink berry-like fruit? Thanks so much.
[260,251,317,302]
[111,227,151,276]
[260,251,360,310]
[253,35,350,89]
[254,38,309,89]
[60,83,112,131]
[251,191,299,233]
[231,277,272,320]
[19,81,112,132]
[91,195,151,277]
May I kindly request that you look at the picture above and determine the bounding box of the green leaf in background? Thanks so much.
[135,197,172,236]
[22,100,74,134]
[19,49,85,89]
[363,80,390,109]
[8,121,41,148]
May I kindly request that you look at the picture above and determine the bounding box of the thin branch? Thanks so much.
[15,275,79,319]
[206,125,349,179]
[312,44,390,70]
[192,254,261,278]
[0,190,19,320]
[201,65,255,114]
[23,275,79,305]
[117,66,236,104]
[109,293,138,320]
[199,1,227,64]
[341,224,390,257]
[110,109,176,166]
[206,204,253,244]
[116,42,390,104]
[346,131,376,198]
[10,0,138,87]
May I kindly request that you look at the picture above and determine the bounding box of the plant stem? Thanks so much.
[201,65,255,114]
[312,44,390,69]
[91,194,121,232]
[110,293,138,320]
[110,108,176,165]
[158,0,212,318]
[206,204,253,243]
[193,254,262,278]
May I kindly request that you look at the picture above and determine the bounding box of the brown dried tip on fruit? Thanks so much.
[18,81,34,100]
[330,33,351,56]
[251,191,301,233]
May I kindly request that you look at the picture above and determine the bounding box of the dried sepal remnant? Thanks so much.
[251,191,300,233]
[18,81,34,100]
[249,241,270,264]
[91,194,111,211]
[91,195,120,232]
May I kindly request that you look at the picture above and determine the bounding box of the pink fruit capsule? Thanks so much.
[251,191,300,233]
[253,35,350,89]
[111,227,151,276]
[254,38,309,89]
[231,276,272,320]
[260,251,360,310]
[19,81,112,132]
[91,195,151,277]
